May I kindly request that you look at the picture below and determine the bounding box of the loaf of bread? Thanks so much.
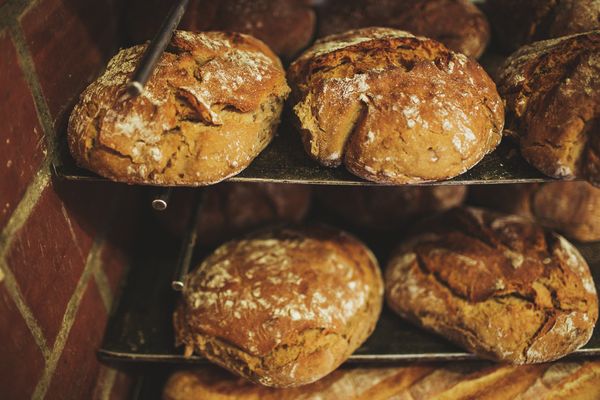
[287,27,504,184]
[485,0,600,53]
[163,360,600,400]
[68,31,289,186]
[497,31,600,186]
[385,207,598,364]
[318,0,491,58]
[469,182,600,243]
[125,0,316,59]
[174,225,383,387]
[316,186,466,231]
[157,183,312,246]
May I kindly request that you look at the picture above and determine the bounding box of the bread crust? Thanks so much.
[498,31,600,186]
[68,31,290,186]
[174,225,383,387]
[288,27,504,184]
[385,207,598,364]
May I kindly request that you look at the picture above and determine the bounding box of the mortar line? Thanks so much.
[92,365,118,400]
[93,268,113,313]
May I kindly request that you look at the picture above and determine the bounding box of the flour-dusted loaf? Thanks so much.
[469,182,600,243]
[68,31,290,186]
[174,225,384,387]
[318,0,491,58]
[316,186,467,231]
[163,360,600,400]
[385,207,598,364]
[288,27,504,184]
[498,31,600,186]
[126,0,316,59]
[485,0,600,53]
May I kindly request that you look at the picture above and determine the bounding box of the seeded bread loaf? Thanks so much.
[68,31,290,186]
[385,207,598,364]
[485,0,600,53]
[469,182,600,243]
[498,31,600,186]
[163,360,600,400]
[287,27,504,184]
[316,185,467,231]
[126,0,316,59]
[318,0,491,58]
[174,225,384,387]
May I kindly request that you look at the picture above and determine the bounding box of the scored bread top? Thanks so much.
[177,225,383,357]
[287,27,504,184]
[385,207,598,364]
[68,30,289,185]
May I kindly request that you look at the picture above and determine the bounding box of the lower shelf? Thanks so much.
[99,233,600,364]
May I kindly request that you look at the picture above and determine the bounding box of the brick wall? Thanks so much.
[0,0,139,398]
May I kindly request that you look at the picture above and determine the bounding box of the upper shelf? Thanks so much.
[54,128,551,187]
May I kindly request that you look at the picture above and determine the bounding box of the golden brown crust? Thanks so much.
[68,31,290,186]
[163,360,600,400]
[485,0,600,53]
[174,225,383,387]
[497,31,600,186]
[318,0,491,58]
[288,27,504,184]
[385,207,598,364]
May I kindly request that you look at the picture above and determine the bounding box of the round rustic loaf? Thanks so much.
[498,31,600,186]
[68,31,290,186]
[385,207,598,364]
[125,0,316,59]
[469,182,600,243]
[288,27,504,184]
[318,0,491,58]
[174,225,384,387]
[316,185,466,231]
[157,183,312,246]
[485,0,600,53]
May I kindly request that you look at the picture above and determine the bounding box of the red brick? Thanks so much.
[0,31,46,231]
[45,280,107,400]
[109,370,134,400]
[20,0,119,120]
[0,285,45,400]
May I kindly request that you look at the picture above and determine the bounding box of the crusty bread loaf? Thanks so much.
[287,27,504,184]
[174,225,383,387]
[126,0,316,59]
[156,183,312,246]
[318,0,491,58]
[68,31,290,186]
[163,360,600,400]
[469,182,600,243]
[485,0,600,53]
[497,31,600,186]
[385,207,598,364]
[316,186,466,231]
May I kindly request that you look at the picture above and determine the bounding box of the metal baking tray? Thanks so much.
[98,227,600,365]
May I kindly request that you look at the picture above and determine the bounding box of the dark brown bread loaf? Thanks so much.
[316,186,467,231]
[163,360,600,399]
[385,207,598,364]
[469,182,600,243]
[288,27,504,184]
[497,31,600,186]
[318,0,491,58]
[485,0,600,53]
[68,31,289,186]
[125,0,316,59]
[174,225,383,387]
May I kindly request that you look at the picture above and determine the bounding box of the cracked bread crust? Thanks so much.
[68,31,290,186]
[287,27,504,184]
[485,0,600,53]
[385,207,598,364]
[174,225,384,387]
[498,31,600,186]
[318,0,491,58]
